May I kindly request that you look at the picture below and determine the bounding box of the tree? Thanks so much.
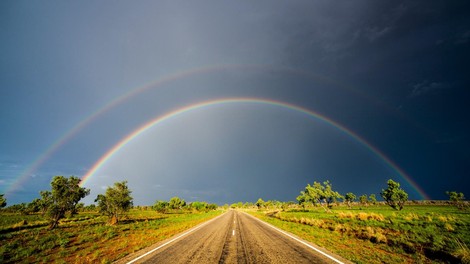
[296,191,308,210]
[153,200,169,213]
[191,201,209,211]
[369,194,377,205]
[446,191,466,209]
[256,198,265,209]
[208,203,218,210]
[322,181,343,209]
[46,176,90,229]
[359,194,369,207]
[169,196,185,210]
[95,181,133,224]
[344,192,356,208]
[380,179,408,211]
[27,198,42,214]
[304,181,342,211]
[84,204,96,212]
[0,194,6,208]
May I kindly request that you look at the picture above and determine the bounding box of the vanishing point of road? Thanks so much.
[120,210,349,264]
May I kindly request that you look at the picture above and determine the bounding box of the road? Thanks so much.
[123,210,347,264]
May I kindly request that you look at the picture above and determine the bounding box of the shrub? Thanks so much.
[369,213,385,221]
[357,212,369,221]
[444,223,454,232]
[404,213,419,221]
[337,212,354,219]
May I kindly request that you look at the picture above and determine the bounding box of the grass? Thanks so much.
[247,204,470,264]
[0,209,224,263]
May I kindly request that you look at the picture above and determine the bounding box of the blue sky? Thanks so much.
[1,1,469,205]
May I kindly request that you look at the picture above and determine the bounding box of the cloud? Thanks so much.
[364,3,407,42]
[409,81,445,98]
[365,26,392,42]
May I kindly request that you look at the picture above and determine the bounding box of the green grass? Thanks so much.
[0,209,224,263]
[248,205,470,264]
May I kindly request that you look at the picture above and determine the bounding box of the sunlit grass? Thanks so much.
[0,209,224,263]
[247,205,470,263]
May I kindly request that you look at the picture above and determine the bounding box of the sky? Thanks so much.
[1,1,469,205]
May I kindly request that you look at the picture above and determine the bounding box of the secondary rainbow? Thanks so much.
[80,97,429,200]
[8,64,376,195]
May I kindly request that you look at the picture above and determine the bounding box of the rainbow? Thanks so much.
[8,64,377,196]
[8,64,247,194]
[80,97,430,200]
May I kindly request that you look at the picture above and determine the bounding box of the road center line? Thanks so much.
[241,211,345,264]
[232,229,235,236]
[127,211,228,264]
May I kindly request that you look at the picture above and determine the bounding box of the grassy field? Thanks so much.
[0,209,224,263]
[248,204,470,263]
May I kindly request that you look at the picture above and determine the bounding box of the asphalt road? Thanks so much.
[123,210,346,264]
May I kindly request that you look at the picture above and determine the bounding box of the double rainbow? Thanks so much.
[79,97,429,200]
[6,64,429,200]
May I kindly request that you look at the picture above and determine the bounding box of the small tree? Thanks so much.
[0,194,6,208]
[168,196,185,210]
[190,201,209,211]
[256,198,265,209]
[359,194,368,207]
[27,198,42,214]
[380,179,408,211]
[296,191,308,210]
[208,203,218,210]
[95,181,133,224]
[46,176,90,229]
[323,181,343,209]
[344,193,356,208]
[369,194,377,205]
[153,200,169,213]
[446,191,466,209]
[305,182,323,207]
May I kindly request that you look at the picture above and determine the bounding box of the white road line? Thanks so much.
[232,229,235,236]
[127,212,228,264]
[242,211,345,264]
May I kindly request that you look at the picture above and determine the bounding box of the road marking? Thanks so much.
[126,212,228,264]
[232,229,235,236]
[242,212,345,264]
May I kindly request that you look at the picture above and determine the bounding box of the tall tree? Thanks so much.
[380,179,408,211]
[46,176,90,229]
[95,181,133,224]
